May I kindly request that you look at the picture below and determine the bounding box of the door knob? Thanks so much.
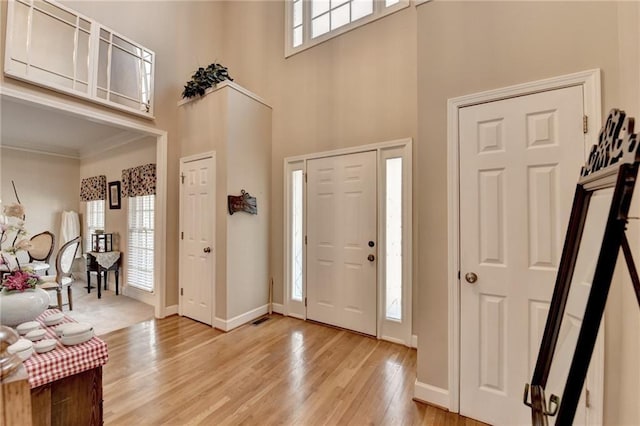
[203,247,212,253]
[465,272,478,284]
[368,254,375,262]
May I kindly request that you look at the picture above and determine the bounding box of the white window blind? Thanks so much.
[127,195,154,292]
[86,200,105,252]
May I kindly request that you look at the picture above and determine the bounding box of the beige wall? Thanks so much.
[178,85,272,321]
[219,0,419,317]
[604,3,640,424]
[79,137,156,282]
[0,148,80,252]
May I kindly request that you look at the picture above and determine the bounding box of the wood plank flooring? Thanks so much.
[101,315,485,425]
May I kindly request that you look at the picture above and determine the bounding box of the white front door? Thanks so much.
[307,151,377,336]
[459,86,589,425]
[179,154,215,325]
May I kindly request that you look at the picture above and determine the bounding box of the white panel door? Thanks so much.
[459,86,589,425]
[180,155,215,325]
[307,151,377,336]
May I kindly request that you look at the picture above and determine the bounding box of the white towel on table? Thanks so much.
[60,211,81,258]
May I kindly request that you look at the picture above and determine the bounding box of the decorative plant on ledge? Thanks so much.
[181,63,234,99]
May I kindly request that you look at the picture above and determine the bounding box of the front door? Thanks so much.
[306,151,377,336]
[179,154,215,325]
[459,86,590,425]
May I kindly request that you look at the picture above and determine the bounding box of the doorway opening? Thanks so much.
[0,85,168,320]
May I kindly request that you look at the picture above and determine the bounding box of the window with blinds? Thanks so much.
[86,200,105,252]
[127,195,154,292]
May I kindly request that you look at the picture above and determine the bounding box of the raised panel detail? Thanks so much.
[478,169,506,265]
[479,294,506,393]
[477,119,504,153]
[526,110,557,148]
[527,165,558,269]
[528,300,550,376]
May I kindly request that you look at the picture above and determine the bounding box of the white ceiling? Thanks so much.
[1,95,147,158]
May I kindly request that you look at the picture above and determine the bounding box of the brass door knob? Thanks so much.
[465,272,478,284]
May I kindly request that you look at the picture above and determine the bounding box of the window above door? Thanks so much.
[285,0,409,57]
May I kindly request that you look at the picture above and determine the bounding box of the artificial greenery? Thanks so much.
[181,63,234,99]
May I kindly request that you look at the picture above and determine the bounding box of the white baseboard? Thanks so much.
[414,380,449,410]
[411,334,418,348]
[163,305,178,317]
[271,303,284,314]
[213,304,269,332]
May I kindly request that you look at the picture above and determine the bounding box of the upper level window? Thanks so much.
[286,0,409,57]
[4,0,155,118]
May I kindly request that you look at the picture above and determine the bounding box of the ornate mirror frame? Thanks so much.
[525,109,640,425]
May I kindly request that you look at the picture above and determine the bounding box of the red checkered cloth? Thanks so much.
[23,309,109,388]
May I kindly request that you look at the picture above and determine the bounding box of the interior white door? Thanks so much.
[307,151,377,336]
[180,155,215,325]
[459,86,590,425]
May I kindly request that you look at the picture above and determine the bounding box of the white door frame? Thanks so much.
[447,69,602,415]
[178,151,216,323]
[284,138,413,346]
[0,85,168,319]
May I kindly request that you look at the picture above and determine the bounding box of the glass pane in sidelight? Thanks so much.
[385,157,402,321]
[291,170,304,301]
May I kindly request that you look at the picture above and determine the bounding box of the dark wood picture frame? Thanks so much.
[108,181,121,210]
[525,109,640,424]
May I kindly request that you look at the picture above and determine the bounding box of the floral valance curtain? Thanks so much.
[122,163,156,197]
[80,175,107,201]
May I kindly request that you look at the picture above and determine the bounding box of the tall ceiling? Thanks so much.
[0,95,147,158]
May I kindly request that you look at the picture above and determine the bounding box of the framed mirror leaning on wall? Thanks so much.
[525,109,640,425]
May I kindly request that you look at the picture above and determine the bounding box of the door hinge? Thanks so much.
[585,389,590,408]
[305,235,307,245]
[305,172,307,183]
[583,115,588,134]
[180,173,185,184]
[458,270,461,280]
[180,288,183,296]
[181,231,184,240]
[304,297,307,307]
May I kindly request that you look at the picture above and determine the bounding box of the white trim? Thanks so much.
[272,303,284,315]
[284,138,413,345]
[0,144,80,160]
[413,380,449,410]
[414,0,432,6]
[164,305,179,316]
[178,151,216,325]
[213,304,270,332]
[284,0,409,58]
[0,85,169,320]
[176,81,271,109]
[283,160,306,319]
[446,69,602,415]
[411,334,418,349]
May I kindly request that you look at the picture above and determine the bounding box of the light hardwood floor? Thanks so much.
[101,315,485,425]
